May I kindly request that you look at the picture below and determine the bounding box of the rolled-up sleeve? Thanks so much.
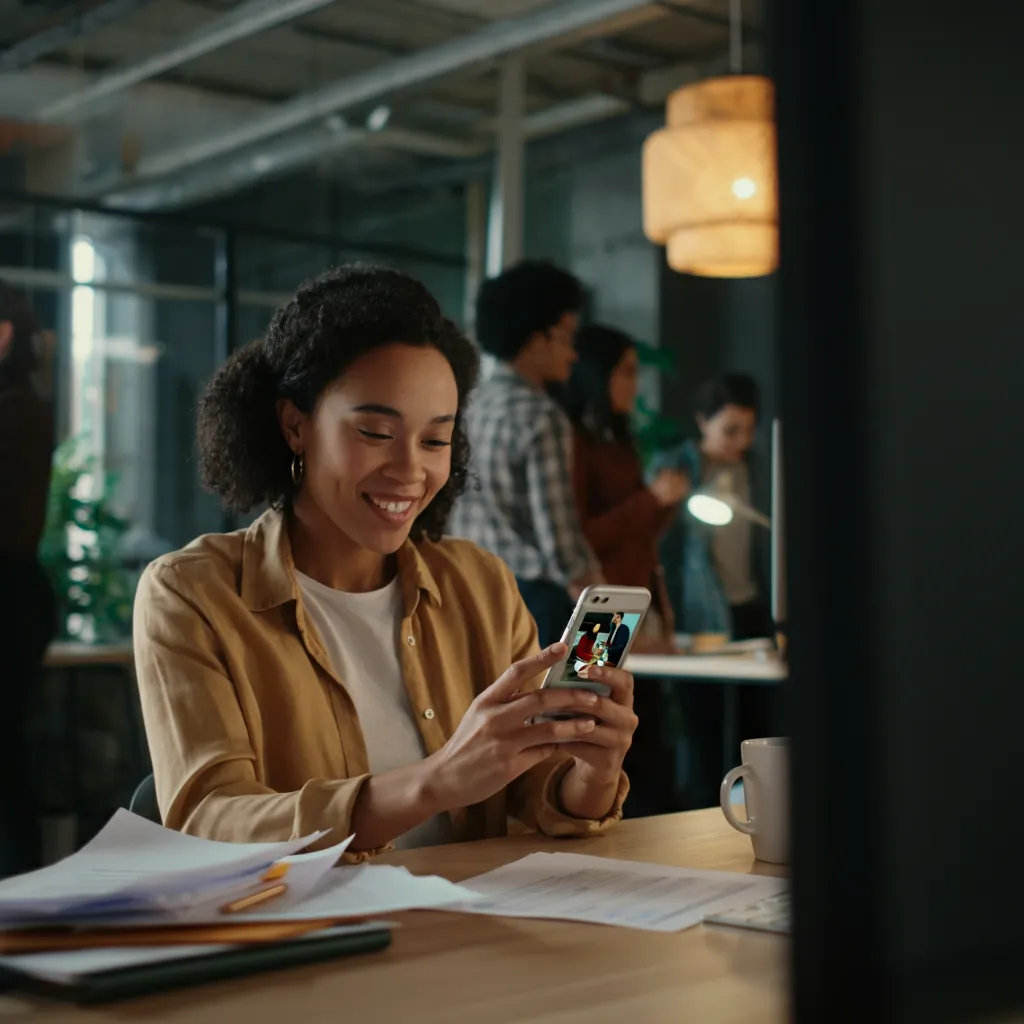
[133,563,386,863]
[499,561,629,835]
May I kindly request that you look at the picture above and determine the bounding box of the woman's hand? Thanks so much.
[556,664,638,820]
[423,644,611,812]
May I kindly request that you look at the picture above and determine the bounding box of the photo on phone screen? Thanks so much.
[556,609,643,684]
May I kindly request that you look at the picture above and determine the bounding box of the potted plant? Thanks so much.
[37,438,134,643]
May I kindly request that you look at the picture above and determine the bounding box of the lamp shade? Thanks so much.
[642,75,777,278]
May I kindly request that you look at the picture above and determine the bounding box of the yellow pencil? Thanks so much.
[219,883,288,914]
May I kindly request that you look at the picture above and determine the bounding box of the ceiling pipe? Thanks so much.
[103,125,486,210]
[128,0,667,183]
[36,0,340,122]
[0,0,157,73]
[101,94,630,211]
[99,43,755,211]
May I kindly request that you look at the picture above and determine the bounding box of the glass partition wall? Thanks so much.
[0,194,466,639]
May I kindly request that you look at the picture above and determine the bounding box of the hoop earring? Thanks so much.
[291,452,304,486]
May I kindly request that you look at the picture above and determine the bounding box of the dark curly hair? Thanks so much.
[553,323,636,446]
[475,260,585,361]
[197,264,479,542]
[693,372,761,422]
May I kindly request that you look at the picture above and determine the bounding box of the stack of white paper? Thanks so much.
[0,809,482,933]
[0,810,483,986]
[445,852,787,932]
[0,809,340,925]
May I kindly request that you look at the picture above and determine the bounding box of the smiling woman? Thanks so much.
[132,265,635,859]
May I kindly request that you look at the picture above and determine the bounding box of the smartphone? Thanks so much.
[534,585,651,722]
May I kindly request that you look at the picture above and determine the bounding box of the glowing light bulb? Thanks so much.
[731,177,757,200]
[687,494,735,526]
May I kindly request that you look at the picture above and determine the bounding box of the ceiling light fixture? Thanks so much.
[641,0,777,277]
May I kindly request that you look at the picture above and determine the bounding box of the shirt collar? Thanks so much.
[240,508,442,612]
[488,360,535,390]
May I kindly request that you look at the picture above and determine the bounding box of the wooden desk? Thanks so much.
[7,809,788,1023]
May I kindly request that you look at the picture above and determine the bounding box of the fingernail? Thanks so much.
[549,642,567,654]
[580,719,596,731]
[585,692,599,704]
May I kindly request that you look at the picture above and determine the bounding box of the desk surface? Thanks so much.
[626,651,787,682]
[7,809,788,1023]
[44,642,134,668]
[42,641,786,682]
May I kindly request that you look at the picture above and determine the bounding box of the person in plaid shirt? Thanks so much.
[448,262,602,646]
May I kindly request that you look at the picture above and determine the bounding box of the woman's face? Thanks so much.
[698,403,757,462]
[280,343,458,555]
[608,346,639,415]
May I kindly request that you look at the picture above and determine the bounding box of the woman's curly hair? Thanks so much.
[197,264,479,542]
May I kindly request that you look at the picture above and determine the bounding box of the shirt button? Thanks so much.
[423,708,435,720]
[406,635,416,647]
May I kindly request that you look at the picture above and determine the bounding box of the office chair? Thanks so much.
[129,773,161,824]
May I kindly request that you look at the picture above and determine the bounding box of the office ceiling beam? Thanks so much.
[129,0,666,184]
[36,0,341,122]
[103,124,486,211]
[0,0,157,73]
[97,41,755,210]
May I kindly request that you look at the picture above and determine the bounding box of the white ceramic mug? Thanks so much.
[719,737,790,865]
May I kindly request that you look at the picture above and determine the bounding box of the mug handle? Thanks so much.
[720,765,756,836]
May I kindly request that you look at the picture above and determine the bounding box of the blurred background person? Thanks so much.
[448,262,602,647]
[652,372,771,641]
[651,372,777,809]
[0,280,56,878]
[554,324,685,649]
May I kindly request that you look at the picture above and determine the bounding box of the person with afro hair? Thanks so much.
[133,265,635,858]
[448,261,603,649]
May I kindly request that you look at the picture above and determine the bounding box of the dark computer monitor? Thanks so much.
[773,0,1024,1019]
[770,418,785,629]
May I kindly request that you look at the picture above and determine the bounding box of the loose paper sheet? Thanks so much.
[222,864,481,922]
[445,852,786,932]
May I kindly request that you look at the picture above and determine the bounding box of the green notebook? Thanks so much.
[1,924,391,1005]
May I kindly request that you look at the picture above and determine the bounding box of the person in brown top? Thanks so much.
[133,266,634,860]
[556,324,687,646]
[0,280,56,878]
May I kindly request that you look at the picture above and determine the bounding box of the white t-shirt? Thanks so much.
[296,571,453,850]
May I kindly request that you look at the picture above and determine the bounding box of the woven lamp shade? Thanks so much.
[643,75,778,278]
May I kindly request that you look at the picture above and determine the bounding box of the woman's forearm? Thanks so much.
[348,757,443,850]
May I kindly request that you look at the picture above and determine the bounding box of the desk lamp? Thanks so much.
[687,470,771,529]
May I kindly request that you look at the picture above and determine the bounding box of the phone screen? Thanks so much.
[554,609,644,685]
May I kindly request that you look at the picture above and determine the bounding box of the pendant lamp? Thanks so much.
[641,2,778,278]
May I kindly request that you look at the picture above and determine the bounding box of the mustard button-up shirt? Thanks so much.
[133,510,628,861]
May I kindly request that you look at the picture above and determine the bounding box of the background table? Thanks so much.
[5,808,787,1023]
[627,650,786,789]
[38,642,145,862]
[622,651,782,811]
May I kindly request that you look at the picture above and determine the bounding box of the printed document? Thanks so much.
[447,852,785,932]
